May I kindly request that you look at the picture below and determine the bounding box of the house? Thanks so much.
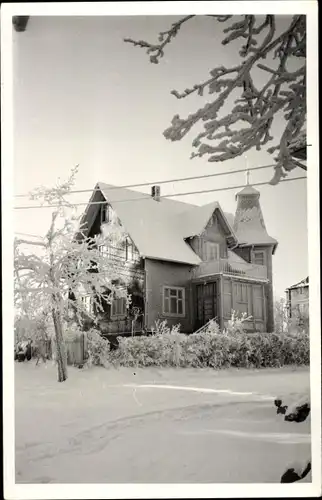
[76,180,278,335]
[285,277,309,318]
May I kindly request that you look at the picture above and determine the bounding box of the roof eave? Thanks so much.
[145,255,200,266]
[185,205,238,246]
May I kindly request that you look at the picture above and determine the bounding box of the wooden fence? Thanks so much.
[65,333,87,366]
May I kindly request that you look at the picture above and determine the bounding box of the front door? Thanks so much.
[196,282,218,329]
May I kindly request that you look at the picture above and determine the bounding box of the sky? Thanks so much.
[13,15,308,299]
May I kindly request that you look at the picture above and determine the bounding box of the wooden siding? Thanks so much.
[222,276,266,331]
[188,212,229,261]
[144,258,193,333]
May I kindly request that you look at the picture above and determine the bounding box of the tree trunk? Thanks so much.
[52,308,68,382]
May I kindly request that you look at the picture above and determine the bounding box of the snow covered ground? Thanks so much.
[15,363,311,483]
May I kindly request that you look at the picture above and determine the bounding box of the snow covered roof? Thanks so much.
[176,202,237,241]
[98,183,201,265]
[286,276,309,290]
[80,181,276,264]
[235,228,278,247]
[235,185,260,198]
[234,185,278,252]
[78,183,238,266]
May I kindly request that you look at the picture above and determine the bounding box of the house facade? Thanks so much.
[285,277,309,318]
[77,180,278,335]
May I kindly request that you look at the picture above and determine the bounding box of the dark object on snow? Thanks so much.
[275,395,311,483]
[15,340,32,362]
[281,461,311,483]
[274,396,310,422]
[17,352,26,362]
[25,343,32,361]
[274,398,288,415]
[284,401,310,423]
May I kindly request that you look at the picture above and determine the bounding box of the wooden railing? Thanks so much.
[192,258,267,280]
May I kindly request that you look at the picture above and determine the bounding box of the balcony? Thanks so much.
[192,258,268,281]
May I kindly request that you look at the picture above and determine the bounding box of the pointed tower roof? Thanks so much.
[233,175,278,253]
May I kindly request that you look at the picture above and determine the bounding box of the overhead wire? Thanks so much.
[14,162,277,199]
[14,176,307,210]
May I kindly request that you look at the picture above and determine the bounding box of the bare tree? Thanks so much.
[14,167,130,382]
[125,15,306,183]
[274,297,290,333]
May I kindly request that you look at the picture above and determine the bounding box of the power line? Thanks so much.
[15,232,44,239]
[14,176,306,210]
[14,163,276,199]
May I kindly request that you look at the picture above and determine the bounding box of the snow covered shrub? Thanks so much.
[280,331,310,366]
[112,335,160,367]
[106,319,309,369]
[204,318,221,335]
[86,328,110,367]
[223,310,253,336]
[151,319,181,336]
[151,319,170,336]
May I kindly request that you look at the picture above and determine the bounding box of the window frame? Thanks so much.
[252,250,266,267]
[204,241,220,261]
[81,295,93,314]
[110,296,127,319]
[233,282,250,315]
[162,286,186,318]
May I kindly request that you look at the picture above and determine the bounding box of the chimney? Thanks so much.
[151,185,161,202]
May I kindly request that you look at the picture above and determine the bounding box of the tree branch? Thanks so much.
[124,15,306,181]
[124,15,195,64]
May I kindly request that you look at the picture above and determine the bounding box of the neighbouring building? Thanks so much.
[75,180,278,336]
[285,277,309,318]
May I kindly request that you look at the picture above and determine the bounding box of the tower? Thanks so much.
[233,173,278,332]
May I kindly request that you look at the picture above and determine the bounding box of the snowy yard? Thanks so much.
[15,363,311,483]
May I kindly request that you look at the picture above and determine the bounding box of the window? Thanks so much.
[81,296,93,314]
[253,284,265,320]
[101,204,112,224]
[111,297,127,318]
[298,303,305,314]
[125,238,138,261]
[163,286,185,317]
[204,241,220,261]
[235,283,248,303]
[252,251,265,266]
[98,244,107,255]
[234,282,249,314]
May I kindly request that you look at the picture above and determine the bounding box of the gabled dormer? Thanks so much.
[180,203,238,263]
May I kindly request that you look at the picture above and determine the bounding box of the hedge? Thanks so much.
[89,330,309,369]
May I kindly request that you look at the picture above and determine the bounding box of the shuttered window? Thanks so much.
[252,251,265,266]
[111,297,127,318]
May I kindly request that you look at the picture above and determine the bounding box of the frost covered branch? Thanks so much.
[124,15,307,183]
[124,15,195,64]
[14,168,131,382]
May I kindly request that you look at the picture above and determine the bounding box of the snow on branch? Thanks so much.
[124,15,195,64]
[124,15,307,184]
[14,169,132,381]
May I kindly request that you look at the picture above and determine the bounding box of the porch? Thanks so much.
[192,274,267,333]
